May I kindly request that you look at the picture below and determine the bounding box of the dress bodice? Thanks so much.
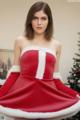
[20,46,56,80]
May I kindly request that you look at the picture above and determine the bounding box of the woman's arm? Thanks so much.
[6,38,21,78]
[54,41,62,72]
[53,41,78,96]
[53,41,62,80]
[0,38,21,96]
[13,38,21,65]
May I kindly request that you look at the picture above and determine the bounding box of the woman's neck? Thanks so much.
[33,34,46,42]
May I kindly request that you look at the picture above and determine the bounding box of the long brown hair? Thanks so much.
[24,1,53,41]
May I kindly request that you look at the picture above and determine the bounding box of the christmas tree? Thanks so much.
[68,32,80,92]
[66,32,80,120]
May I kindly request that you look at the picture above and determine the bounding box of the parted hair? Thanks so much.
[24,1,53,41]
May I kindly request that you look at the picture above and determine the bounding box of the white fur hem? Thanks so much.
[6,65,20,78]
[0,66,20,85]
[0,101,80,119]
[0,79,6,85]
[53,72,62,80]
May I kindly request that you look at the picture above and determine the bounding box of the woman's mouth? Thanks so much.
[36,27,43,30]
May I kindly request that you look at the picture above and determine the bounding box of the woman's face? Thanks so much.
[31,10,48,35]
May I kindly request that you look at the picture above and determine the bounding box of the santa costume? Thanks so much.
[0,45,80,120]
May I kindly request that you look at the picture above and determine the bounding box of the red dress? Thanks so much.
[0,45,80,120]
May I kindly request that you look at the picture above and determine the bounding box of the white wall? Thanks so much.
[53,0,80,81]
[0,0,80,81]
[0,0,27,49]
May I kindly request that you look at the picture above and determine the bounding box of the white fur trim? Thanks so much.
[53,72,62,80]
[36,50,46,79]
[0,79,6,85]
[77,94,80,98]
[6,65,20,78]
[21,45,56,58]
[4,115,15,120]
[0,101,80,119]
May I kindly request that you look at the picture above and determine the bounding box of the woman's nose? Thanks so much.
[37,19,42,25]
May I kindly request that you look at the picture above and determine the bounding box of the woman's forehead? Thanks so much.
[33,10,48,17]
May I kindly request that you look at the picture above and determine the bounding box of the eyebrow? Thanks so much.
[33,15,48,18]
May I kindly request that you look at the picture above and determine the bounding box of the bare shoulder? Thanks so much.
[52,39,62,49]
[53,39,62,46]
[15,35,25,44]
[14,36,23,46]
[14,35,29,48]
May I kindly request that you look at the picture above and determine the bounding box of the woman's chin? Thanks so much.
[35,31,45,35]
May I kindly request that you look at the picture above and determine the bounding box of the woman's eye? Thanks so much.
[32,16,48,21]
[33,17,38,20]
[42,17,47,20]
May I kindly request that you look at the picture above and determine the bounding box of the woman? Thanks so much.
[0,1,80,120]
